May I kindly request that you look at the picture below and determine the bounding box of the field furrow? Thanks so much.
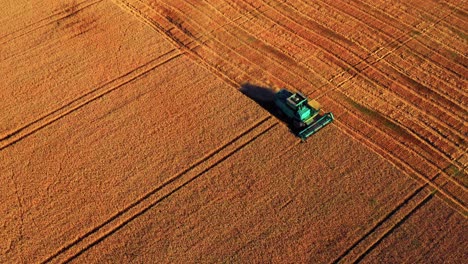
[0,48,181,151]
[359,196,467,263]
[69,118,423,263]
[2,0,466,262]
[291,0,468,105]
[0,0,175,140]
[394,0,467,32]
[360,0,468,56]
[46,116,278,263]
[314,0,443,67]
[1,52,273,263]
[351,0,468,71]
[244,0,466,150]
[333,183,435,263]
[322,94,467,215]
[132,0,466,187]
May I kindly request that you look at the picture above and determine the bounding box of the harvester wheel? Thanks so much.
[293,120,305,129]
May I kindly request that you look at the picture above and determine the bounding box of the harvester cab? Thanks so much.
[274,88,334,140]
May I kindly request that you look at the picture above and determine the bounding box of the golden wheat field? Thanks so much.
[1,0,466,263]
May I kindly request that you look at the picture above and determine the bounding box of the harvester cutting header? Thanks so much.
[274,88,334,140]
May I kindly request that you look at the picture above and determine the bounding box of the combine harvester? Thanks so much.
[274,88,334,140]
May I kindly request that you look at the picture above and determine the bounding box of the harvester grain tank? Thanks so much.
[274,88,334,139]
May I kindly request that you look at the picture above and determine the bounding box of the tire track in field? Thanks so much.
[1,0,103,62]
[258,0,466,156]
[388,0,467,34]
[223,0,466,181]
[134,0,464,190]
[119,0,464,204]
[332,182,436,263]
[162,0,325,91]
[348,0,468,72]
[43,116,277,263]
[322,95,467,216]
[326,88,467,194]
[138,0,464,207]
[48,1,465,261]
[278,0,466,153]
[110,0,249,88]
[293,0,467,110]
[0,0,102,44]
[0,49,182,151]
[331,0,468,79]
[409,0,466,32]
[356,0,468,57]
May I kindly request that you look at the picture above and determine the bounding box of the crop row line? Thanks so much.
[330,0,468,79]
[98,2,464,264]
[382,0,467,34]
[346,0,467,63]
[0,0,102,45]
[260,0,467,142]
[218,0,462,171]
[332,179,436,263]
[291,0,468,106]
[328,88,467,191]
[1,0,104,63]
[0,48,181,151]
[333,87,466,191]
[202,0,340,87]
[323,95,466,215]
[146,0,465,182]
[121,0,464,200]
[43,112,277,263]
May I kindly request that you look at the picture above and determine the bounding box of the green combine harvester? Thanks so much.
[274,88,334,140]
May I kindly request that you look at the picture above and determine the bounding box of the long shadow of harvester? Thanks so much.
[240,83,297,134]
